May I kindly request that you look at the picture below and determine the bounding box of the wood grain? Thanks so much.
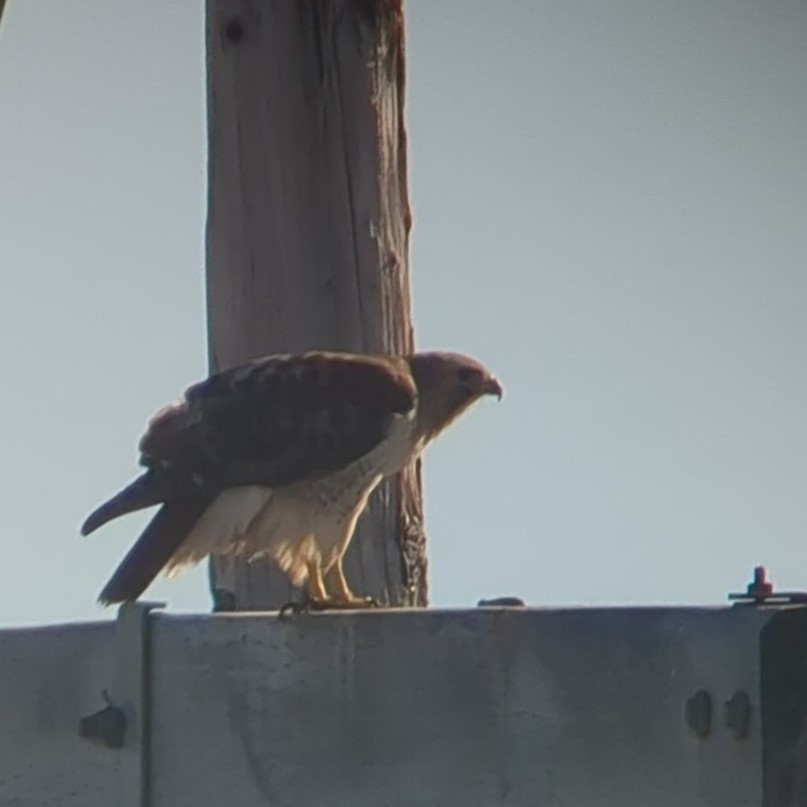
[205,0,426,609]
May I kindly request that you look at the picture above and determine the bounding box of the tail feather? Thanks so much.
[98,496,213,604]
[81,471,185,536]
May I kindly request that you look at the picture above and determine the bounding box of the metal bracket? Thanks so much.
[77,602,164,807]
[78,688,126,749]
[724,690,752,740]
[684,689,713,738]
[728,566,807,606]
[477,596,526,608]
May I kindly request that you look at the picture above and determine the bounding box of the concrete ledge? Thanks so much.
[1,605,805,806]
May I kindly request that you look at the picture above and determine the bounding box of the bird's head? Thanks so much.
[407,351,503,443]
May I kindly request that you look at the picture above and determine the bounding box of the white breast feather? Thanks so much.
[165,486,274,574]
[166,410,418,587]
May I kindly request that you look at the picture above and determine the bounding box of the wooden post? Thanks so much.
[205,0,426,610]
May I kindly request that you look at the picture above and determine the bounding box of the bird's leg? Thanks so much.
[324,558,379,609]
[278,560,329,618]
[307,559,329,603]
[279,559,378,617]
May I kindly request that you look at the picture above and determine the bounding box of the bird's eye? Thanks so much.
[457,367,475,383]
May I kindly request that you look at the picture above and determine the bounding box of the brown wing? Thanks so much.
[140,350,417,486]
[81,351,416,536]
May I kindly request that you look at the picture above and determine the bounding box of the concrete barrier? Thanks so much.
[1,604,805,806]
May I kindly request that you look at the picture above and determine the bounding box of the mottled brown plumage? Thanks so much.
[82,350,501,606]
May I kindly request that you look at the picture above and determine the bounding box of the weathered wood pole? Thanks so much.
[205,0,426,610]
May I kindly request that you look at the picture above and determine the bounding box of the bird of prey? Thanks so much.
[82,350,502,608]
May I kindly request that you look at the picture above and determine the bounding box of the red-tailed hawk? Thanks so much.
[82,350,502,607]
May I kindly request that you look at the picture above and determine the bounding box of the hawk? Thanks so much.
[82,350,502,607]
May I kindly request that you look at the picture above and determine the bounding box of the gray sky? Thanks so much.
[0,1,805,627]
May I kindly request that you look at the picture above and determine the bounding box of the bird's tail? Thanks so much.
[81,471,179,536]
[98,496,213,604]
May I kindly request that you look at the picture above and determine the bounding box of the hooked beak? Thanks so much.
[483,376,504,401]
